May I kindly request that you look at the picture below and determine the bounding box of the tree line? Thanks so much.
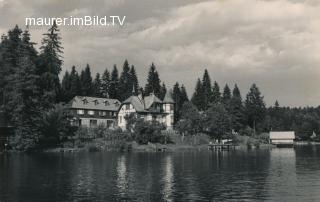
[1,23,320,151]
[174,69,320,141]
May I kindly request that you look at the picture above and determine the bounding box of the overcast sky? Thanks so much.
[1,0,320,107]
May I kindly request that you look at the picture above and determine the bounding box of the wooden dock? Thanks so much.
[208,144,236,151]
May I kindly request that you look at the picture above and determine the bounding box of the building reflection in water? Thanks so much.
[116,154,128,197]
[266,148,297,201]
[162,155,174,202]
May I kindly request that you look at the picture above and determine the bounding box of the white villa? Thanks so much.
[117,91,175,130]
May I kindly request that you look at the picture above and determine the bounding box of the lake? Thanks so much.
[1,146,320,201]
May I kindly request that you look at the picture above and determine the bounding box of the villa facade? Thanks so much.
[69,96,121,128]
[117,92,175,130]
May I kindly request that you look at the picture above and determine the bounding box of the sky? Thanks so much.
[0,0,320,107]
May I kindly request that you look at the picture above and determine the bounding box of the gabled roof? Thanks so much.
[163,91,174,104]
[122,96,146,112]
[122,93,164,113]
[270,131,295,140]
[144,93,162,109]
[69,96,121,111]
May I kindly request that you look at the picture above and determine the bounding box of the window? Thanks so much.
[77,109,84,115]
[93,100,99,105]
[170,104,174,111]
[88,110,94,116]
[90,119,97,127]
[119,116,122,123]
[82,99,88,105]
[99,111,106,116]
[104,101,109,106]
[125,104,130,110]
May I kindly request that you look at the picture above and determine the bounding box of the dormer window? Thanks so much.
[114,101,120,107]
[104,101,109,106]
[82,99,88,105]
[93,100,99,105]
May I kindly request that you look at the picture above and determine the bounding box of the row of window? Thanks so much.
[77,109,115,117]
[81,99,120,107]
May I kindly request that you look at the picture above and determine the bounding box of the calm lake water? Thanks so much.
[1,146,320,201]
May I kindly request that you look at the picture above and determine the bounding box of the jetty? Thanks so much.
[208,143,236,151]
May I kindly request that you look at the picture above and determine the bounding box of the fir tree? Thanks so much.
[118,59,131,101]
[173,82,181,122]
[245,83,266,134]
[93,73,102,97]
[109,65,119,99]
[39,21,63,105]
[61,70,71,101]
[69,66,81,98]
[129,65,139,96]
[202,69,212,109]
[191,79,206,111]
[80,64,93,96]
[159,82,167,100]
[101,68,110,98]
[222,84,232,112]
[144,63,161,97]
[230,84,244,132]
[212,81,221,104]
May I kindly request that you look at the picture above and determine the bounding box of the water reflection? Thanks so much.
[266,148,297,201]
[116,154,128,198]
[162,155,173,201]
[1,147,320,201]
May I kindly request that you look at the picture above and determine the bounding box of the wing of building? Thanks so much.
[68,96,121,128]
[118,91,175,130]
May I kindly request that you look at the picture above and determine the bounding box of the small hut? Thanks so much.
[269,131,295,147]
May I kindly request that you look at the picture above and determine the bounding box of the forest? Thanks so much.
[1,22,320,151]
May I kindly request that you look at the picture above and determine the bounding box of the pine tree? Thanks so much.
[212,81,221,104]
[129,65,139,96]
[101,68,110,98]
[230,84,244,132]
[222,84,231,111]
[93,73,102,97]
[173,82,181,122]
[202,69,212,109]
[245,83,266,133]
[61,70,71,102]
[69,66,81,98]
[39,21,63,105]
[109,65,119,99]
[80,64,93,96]
[118,59,131,101]
[159,82,167,100]
[144,63,161,97]
[191,79,206,111]
[180,85,189,103]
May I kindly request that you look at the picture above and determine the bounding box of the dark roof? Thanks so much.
[122,93,164,112]
[69,96,121,111]
[163,91,175,104]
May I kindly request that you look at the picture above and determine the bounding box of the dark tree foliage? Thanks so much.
[80,64,93,96]
[109,65,119,99]
[159,82,167,100]
[176,101,202,137]
[230,84,245,132]
[118,59,131,101]
[203,103,232,141]
[222,84,232,112]
[202,69,213,109]
[93,73,102,97]
[101,68,110,98]
[191,79,205,111]
[172,82,189,122]
[129,65,139,96]
[39,21,63,105]
[212,81,221,105]
[144,63,161,97]
[245,84,266,133]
